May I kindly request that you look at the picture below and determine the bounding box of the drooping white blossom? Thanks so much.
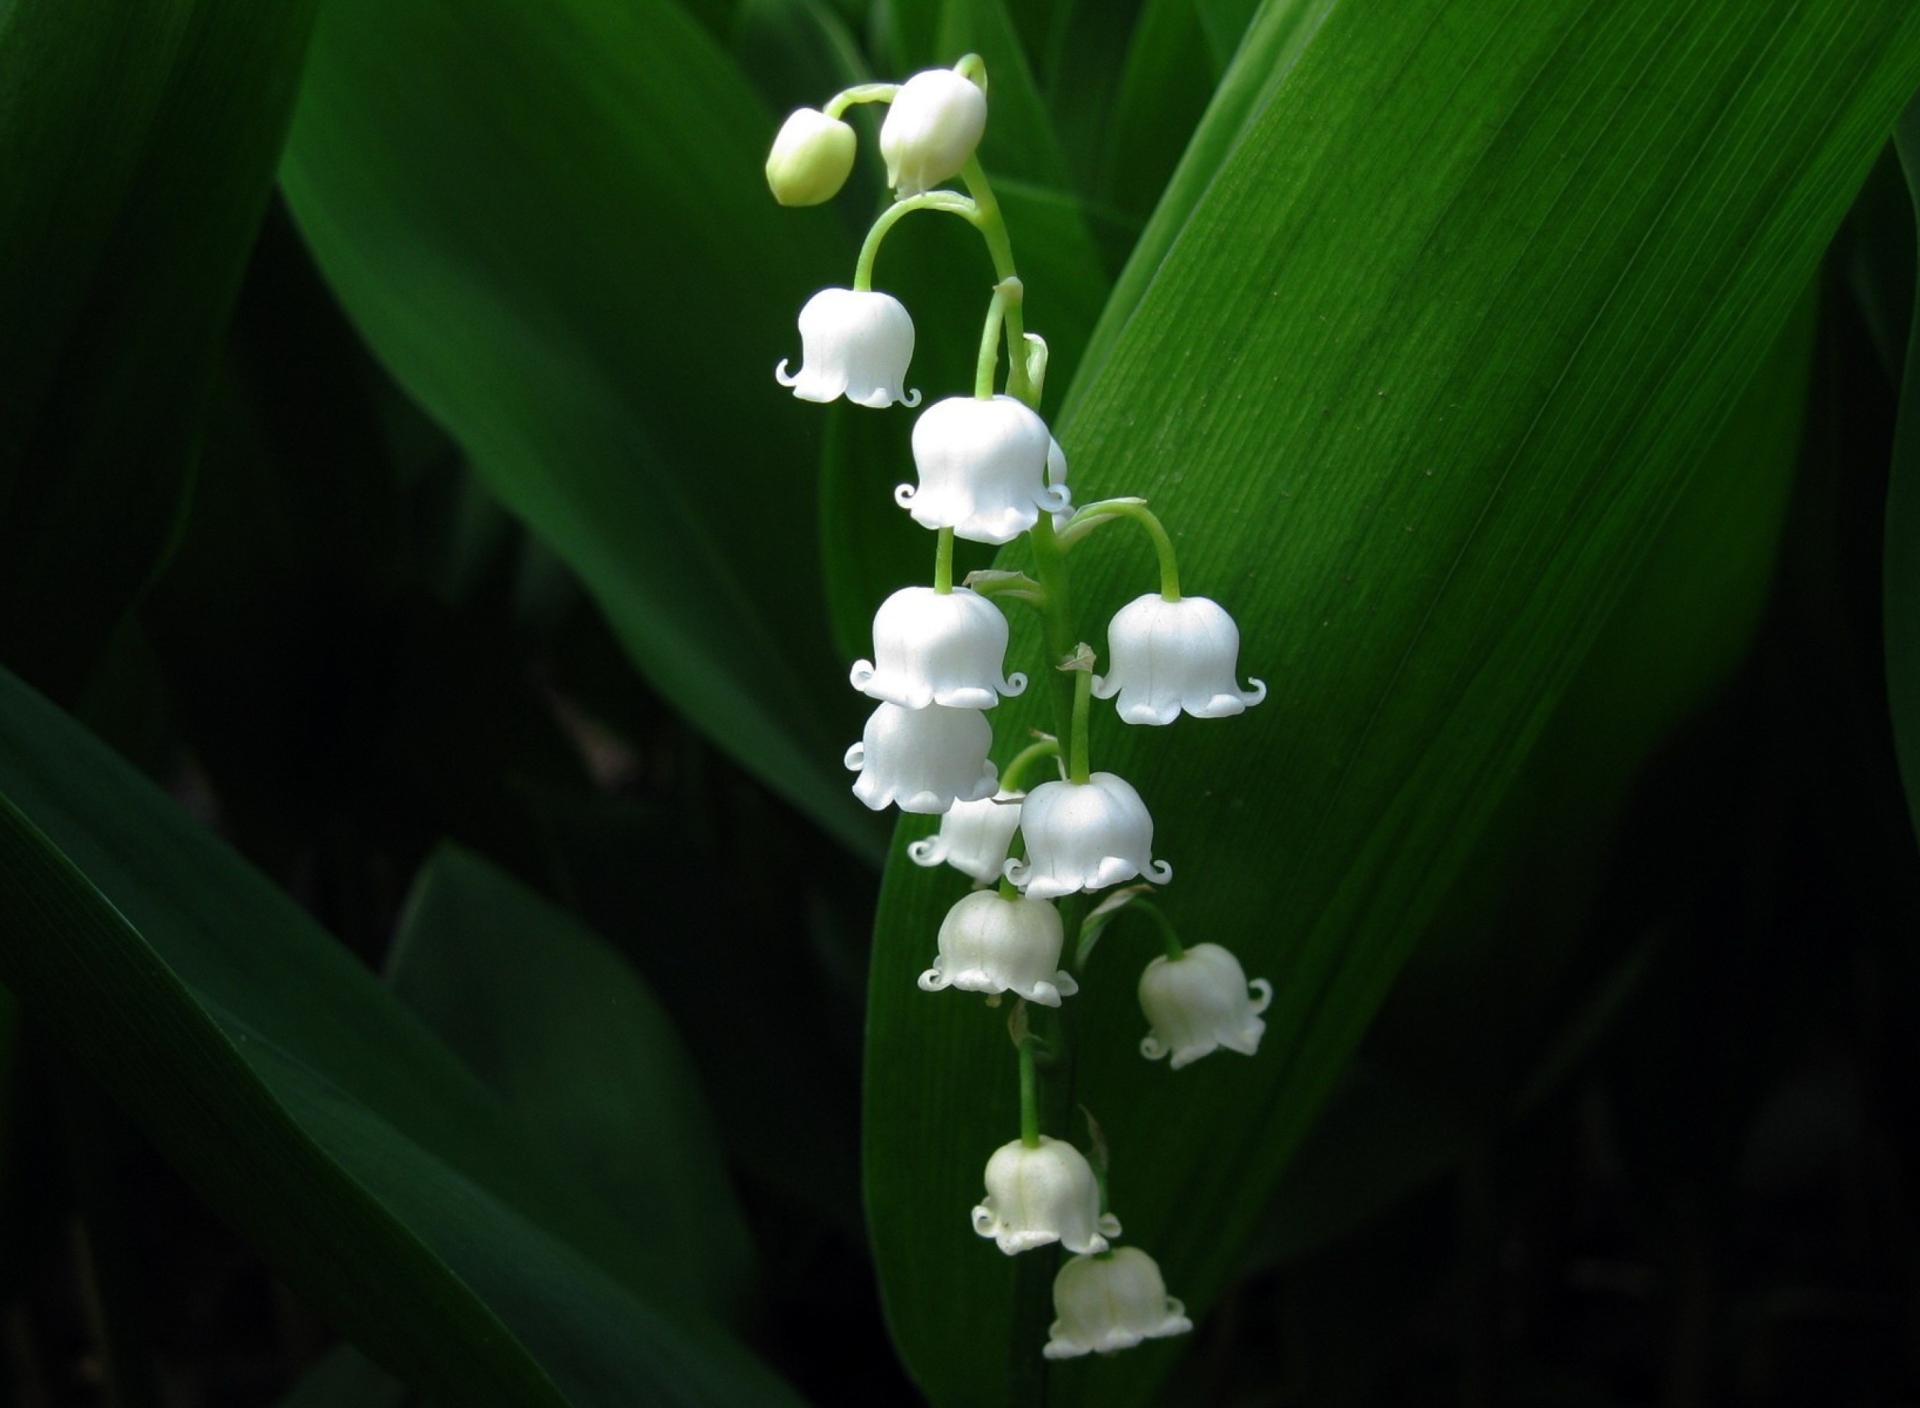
[1005,772,1171,901]
[896,395,1072,545]
[1093,594,1267,725]
[764,108,856,207]
[845,702,996,814]
[918,890,1078,1006]
[908,789,1024,882]
[850,586,1026,709]
[776,288,921,409]
[1043,1248,1192,1360]
[972,1136,1119,1255]
[879,69,988,196]
[1138,943,1272,1069]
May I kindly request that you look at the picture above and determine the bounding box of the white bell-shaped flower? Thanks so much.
[1138,943,1273,1069]
[896,395,1072,545]
[776,288,921,409]
[879,69,987,197]
[1005,772,1171,901]
[918,890,1078,1006]
[1043,1248,1192,1360]
[1093,594,1267,725]
[908,789,1024,882]
[764,108,856,207]
[850,586,1026,709]
[845,702,996,814]
[971,1136,1120,1255]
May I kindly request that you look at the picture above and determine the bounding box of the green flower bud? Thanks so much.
[765,108,857,207]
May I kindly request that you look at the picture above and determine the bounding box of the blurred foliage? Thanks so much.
[0,1,1918,1406]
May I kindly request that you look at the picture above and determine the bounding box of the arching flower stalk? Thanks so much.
[766,52,1265,1363]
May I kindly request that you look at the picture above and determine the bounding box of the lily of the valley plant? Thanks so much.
[768,56,1270,1362]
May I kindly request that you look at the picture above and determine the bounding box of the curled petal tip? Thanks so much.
[1146,859,1173,884]
[918,968,950,991]
[971,1205,996,1236]
[849,660,877,690]
[1141,1034,1168,1061]
[1037,483,1073,511]
[1003,670,1029,696]
[774,358,798,387]
[902,387,923,407]
[1089,672,1117,701]
[907,837,942,866]
[1249,977,1274,1015]
[843,742,866,770]
[1242,677,1269,706]
[893,483,918,507]
[1054,970,1079,998]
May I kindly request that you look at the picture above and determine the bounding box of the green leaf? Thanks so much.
[281,0,885,861]
[1097,0,1216,225]
[863,4,1920,1404]
[0,665,804,1407]
[274,1345,405,1408]
[1064,0,1336,417]
[390,843,754,1322]
[0,0,318,699]
[1884,107,1920,843]
[1266,284,1817,1267]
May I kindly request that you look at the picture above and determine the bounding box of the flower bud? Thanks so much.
[850,585,1026,709]
[879,69,987,196]
[895,395,1071,545]
[765,107,857,206]
[1138,943,1272,1069]
[908,789,1024,882]
[1094,594,1267,725]
[1005,772,1171,900]
[1043,1248,1192,1359]
[776,288,921,409]
[845,702,997,814]
[918,890,1078,1006]
[971,1136,1119,1255]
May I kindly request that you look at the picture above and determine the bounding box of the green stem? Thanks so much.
[853,191,979,291]
[1127,896,1185,961]
[1065,498,1182,599]
[998,736,1061,794]
[974,282,1011,399]
[957,158,1034,408]
[823,82,899,119]
[1017,1034,1041,1147]
[1068,662,1093,784]
[933,528,954,594]
[1027,514,1079,768]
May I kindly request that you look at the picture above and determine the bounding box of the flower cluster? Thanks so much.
[768,56,1270,1363]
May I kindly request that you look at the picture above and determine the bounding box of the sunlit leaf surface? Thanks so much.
[863,4,1920,1404]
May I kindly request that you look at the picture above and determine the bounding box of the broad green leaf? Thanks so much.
[281,0,885,861]
[0,666,804,1408]
[390,843,753,1321]
[1884,109,1920,842]
[1098,0,1216,225]
[1257,281,1817,1271]
[0,0,318,699]
[276,1345,406,1408]
[1193,0,1263,76]
[1064,0,1336,419]
[864,5,1920,1405]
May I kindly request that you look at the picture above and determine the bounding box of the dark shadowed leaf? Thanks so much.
[0,667,805,1407]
